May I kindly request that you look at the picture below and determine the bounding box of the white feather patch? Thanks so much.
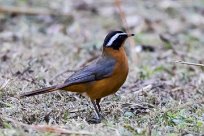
[107,33,127,46]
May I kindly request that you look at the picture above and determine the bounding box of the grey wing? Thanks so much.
[64,57,116,85]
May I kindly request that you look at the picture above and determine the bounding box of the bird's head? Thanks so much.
[103,31,134,50]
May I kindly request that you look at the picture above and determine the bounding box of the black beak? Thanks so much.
[128,33,135,37]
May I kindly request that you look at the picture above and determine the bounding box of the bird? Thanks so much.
[20,30,134,124]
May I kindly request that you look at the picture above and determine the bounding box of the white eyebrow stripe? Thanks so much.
[107,33,127,46]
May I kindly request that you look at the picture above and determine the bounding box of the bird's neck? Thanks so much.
[102,47,127,60]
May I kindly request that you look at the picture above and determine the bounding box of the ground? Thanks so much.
[0,0,204,136]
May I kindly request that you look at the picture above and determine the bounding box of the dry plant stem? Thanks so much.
[114,0,137,60]
[0,6,71,17]
[150,97,204,118]
[173,60,204,67]
[49,69,76,83]
[160,34,201,61]
[176,51,201,61]
[134,84,153,94]
[0,79,10,90]
[1,117,94,135]
[49,57,99,82]
[69,107,87,113]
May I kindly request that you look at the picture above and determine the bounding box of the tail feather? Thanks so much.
[20,85,58,98]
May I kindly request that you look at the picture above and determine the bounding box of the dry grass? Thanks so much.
[0,0,204,135]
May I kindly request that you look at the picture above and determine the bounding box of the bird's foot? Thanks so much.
[86,117,101,124]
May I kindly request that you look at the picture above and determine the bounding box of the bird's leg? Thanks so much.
[92,100,101,119]
[96,98,105,119]
[87,100,101,124]
[96,98,101,112]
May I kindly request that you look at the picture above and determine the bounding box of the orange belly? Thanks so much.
[86,73,128,100]
[64,72,127,100]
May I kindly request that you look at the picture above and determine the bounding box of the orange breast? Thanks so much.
[64,47,128,100]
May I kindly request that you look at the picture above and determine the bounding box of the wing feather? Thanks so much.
[64,57,116,86]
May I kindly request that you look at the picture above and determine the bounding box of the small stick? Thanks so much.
[173,60,204,67]
[114,0,138,61]
[0,5,72,17]
[1,117,94,135]
[69,107,87,113]
[0,79,11,90]
[149,97,204,119]
[49,69,76,83]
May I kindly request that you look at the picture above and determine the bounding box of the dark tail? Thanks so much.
[19,85,59,98]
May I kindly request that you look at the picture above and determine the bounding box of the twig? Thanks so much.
[49,69,76,83]
[80,56,98,67]
[114,0,137,60]
[30,125,94,135]
[150,97,204,118]
[0,5,72,17]
[1,117,94,135]
[164,97,204,113]
[109,127,120,136]
[173,60,204,67]
[50,56,99,82]
[134,84,153,94]
[160,34,202,61]
[0,117,3,127]
[69,107,87,113]
[0,79,11,91]
[114,0,129,32]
